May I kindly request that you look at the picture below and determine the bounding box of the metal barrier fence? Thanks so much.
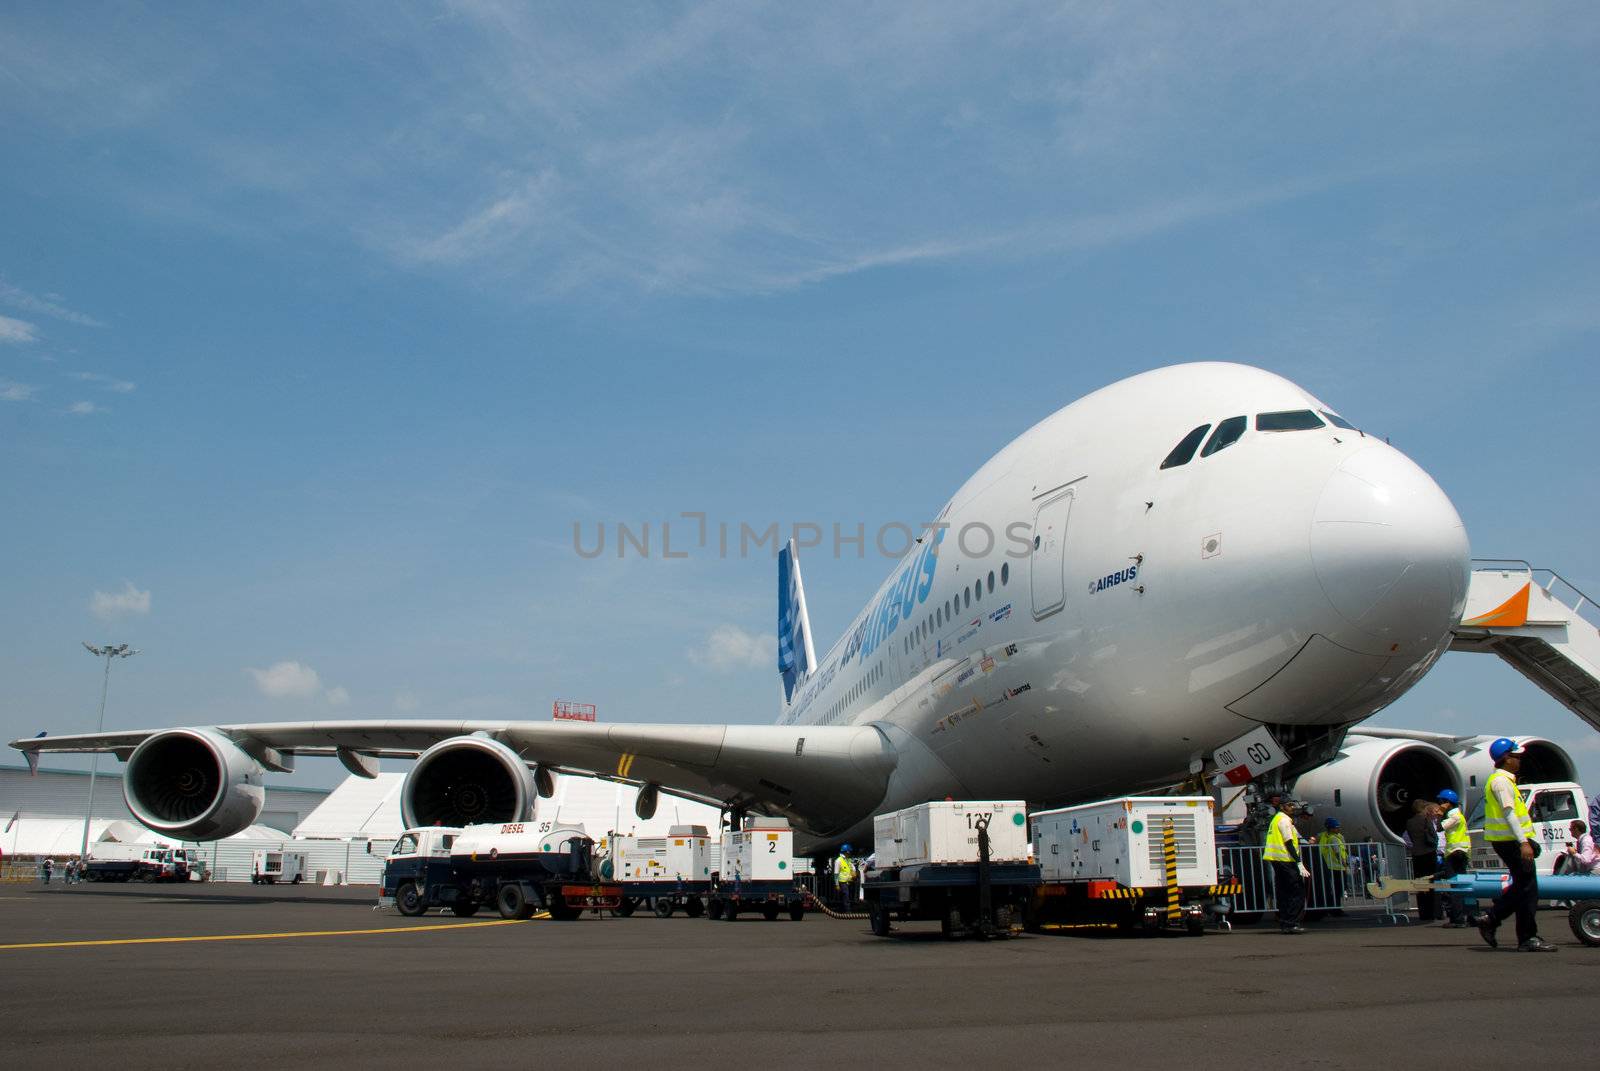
[1,861,42,883]
[1217,842,1413,924]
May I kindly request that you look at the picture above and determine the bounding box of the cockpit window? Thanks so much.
[1159,424,1211,470]
[1320,409,1356,430]
[1256,409,1325,432]
[1200,415,1247,457]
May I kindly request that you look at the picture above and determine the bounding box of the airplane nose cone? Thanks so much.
[1311,446,1470,647]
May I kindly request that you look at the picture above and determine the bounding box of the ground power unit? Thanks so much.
[872,799,1030,868]
[1029,796,1224,936]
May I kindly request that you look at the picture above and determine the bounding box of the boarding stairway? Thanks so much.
[1449,560,1600,734]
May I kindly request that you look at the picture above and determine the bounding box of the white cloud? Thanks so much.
[246,659,352,705]
[0,280,103,327]
[247,660,323,699]
[688,624,773,672]
[65,400,107,415]
[72,372,136,393]
[1,380,37,402]
[0,315,38,343]
[393,688,421,714]
[90,581,151,620]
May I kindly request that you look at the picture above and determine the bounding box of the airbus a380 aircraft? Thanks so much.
[13,363,1473,853]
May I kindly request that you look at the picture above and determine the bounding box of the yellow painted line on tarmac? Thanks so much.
[0,915,549,951]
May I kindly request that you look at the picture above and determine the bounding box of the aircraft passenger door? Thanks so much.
[1030,489,1074,618]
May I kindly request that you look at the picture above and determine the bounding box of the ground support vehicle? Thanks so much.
[609,825,713,917]
[705,875,806,921]
[866,800,1037,938]
[1468,781,1592,878]
[1368,870,1600,947]
[865,858,1041,938]
[615,879,709,918]
[706,815,806,921]
[173,849,208,881]
[381,824,622,921]
[251,849,306,885]
[1028,796,1228,936]
[84,844,180,883]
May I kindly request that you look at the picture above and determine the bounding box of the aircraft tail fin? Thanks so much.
[24,731,45,775]
[778,540,817,704]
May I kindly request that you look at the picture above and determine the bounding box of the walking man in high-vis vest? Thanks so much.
[1263,796,1307,934]
[1436,788,1472,927]
[1478,738,1558,952]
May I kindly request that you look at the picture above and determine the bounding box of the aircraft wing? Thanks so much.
[1346,727,1479,751]
[11,719,899,837]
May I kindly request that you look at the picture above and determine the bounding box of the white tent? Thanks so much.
[293,772,405,840]
[0,817,150,857]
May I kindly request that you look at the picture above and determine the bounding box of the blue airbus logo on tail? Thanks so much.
[778,543,810,702]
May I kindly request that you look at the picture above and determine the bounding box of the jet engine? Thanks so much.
[123,728,267,840]
[400,736,537,829]
[1291,736,1463,845]
[1449,735,1576,811]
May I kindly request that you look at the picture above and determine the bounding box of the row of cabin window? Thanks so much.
[1159,408,1356,470]
[903,561,1012,653]
[827,661,884,724]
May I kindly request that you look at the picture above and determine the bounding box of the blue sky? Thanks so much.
[2,3,1598,791]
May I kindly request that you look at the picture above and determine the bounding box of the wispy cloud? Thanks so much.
[1,380,37,402]
[72,371,136,393]
[0,280,103,327]
[4,6,1595,300]
[90,581,151,620]
[0,315,38,343]
[64,400,106,416]
[389,169,561,267]
[687,624,772,672]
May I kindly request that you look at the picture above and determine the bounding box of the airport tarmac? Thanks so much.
[1,883,1593,1069]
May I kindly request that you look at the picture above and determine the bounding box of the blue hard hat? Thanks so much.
[1488,737,1522,762]
[1324,818,1340,829]
[1437,788,1460,805]
[840,844,852,853]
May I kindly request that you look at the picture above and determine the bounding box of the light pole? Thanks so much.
[80,643,138,861]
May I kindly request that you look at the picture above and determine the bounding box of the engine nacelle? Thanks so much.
[123,728,266,840]
[1292,736,1462,845]
[401,736,537,829]
[1449,735,1576,812]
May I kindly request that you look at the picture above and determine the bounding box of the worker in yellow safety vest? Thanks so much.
[834,844,857,904]
[1263,796,1307,934]
[1476,738,1557,952]
[1315,818,1350,914]
[1435,789,1473,927]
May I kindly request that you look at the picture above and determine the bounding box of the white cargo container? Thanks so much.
[872,800,1030,868]
[720,815,795,882]
[251,849,307,885]
[613,824,713,882]
[1033,796,1217,888]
